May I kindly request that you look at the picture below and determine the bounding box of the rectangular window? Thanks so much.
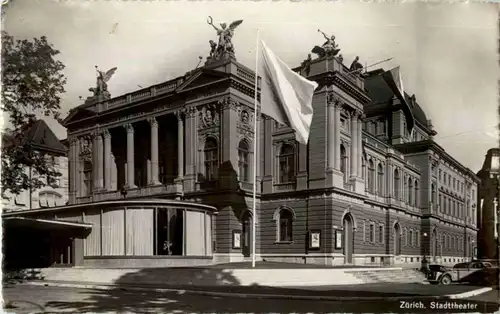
[409,230,413,246]
[378,225,384,243]
[369,224,374,243]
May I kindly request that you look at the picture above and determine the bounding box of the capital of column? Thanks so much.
[124,123,134,133]
[352,110,363,121]
[69,137,79,146]
[175,108,186,120]
[219,96,238,111]
[91,131,102,140]
[148,117,158,127]
[102,129,111,138]
[326,92,343,108]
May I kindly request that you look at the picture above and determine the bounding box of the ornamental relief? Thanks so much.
[198,103,220,129]
[237,106,254,130]
[79,135,93,156]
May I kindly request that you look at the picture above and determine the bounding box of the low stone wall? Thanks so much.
[83,256,214,268]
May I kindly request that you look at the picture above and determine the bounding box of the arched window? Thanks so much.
[340,144,347,181]
[368,159,375,193]
[408,178,413,205]
[403,176,408,203]
[377,163,384,197]
[278,144,296,183]
[204,138,219,181]
[238,140,250,182]
[394,169,400,200]
[278,208,294,242]
[414,180,419,207]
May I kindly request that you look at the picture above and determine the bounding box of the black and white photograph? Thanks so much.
[1,0,499,313]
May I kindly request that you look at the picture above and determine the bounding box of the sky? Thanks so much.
[3,0,499,172]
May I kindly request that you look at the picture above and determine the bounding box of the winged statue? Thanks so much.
[311,29,341,59]
[89,66,118,98]
[207,16,243,60]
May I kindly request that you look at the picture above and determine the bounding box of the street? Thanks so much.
[3,284,499,313]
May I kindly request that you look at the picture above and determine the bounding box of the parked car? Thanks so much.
[427,261,496,285]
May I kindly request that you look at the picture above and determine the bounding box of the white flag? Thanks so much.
[258,40,318,145]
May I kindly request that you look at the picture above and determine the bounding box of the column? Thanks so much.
[92,132,102,191]
[357,113,364,177]
[124,123,137,188]
[350,112,358,177]
[103,129,112,190]
[176,112,184,180]
[74,138,80,199]
[327,100,335,171]
[149,117,160,185]
[97,133,104,190]
[334,102,342,170]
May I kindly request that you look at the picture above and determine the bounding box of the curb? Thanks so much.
[19,281,491,302]
[446,287,494,299]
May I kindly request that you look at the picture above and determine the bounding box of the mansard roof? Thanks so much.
[2,119,67,156]
[364,68,434,135]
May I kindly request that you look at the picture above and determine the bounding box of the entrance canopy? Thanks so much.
[3,217,92,232]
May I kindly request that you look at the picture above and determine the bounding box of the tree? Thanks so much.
[1,31,67,197]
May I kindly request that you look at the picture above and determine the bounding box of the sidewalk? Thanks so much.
[19,280,494,302]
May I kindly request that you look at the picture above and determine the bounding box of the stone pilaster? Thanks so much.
[103,129,112,190]
[220,97,239,190]
[357,113,364,177]
[350,112,358,178]
[296,142,308,190]
[148,117,160,185]
[124,123,137,188]
[325,92,344,188]
[350,111,365,194]
[262,118,273,193]
[92,131,104,191]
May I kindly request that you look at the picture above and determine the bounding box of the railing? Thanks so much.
[236,66,255,83]
[95,79,181,112]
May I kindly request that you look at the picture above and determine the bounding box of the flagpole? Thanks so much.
[251,29,260,268]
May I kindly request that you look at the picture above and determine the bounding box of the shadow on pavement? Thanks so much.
[40,267,426,313]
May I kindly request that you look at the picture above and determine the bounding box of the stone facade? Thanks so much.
[476,148,500,262]
[62,54,479,267]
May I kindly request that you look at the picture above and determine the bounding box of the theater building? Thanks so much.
[3,35,480,268]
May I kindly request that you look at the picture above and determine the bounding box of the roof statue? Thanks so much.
[349,56,364,74]
[206,16,243,63]
[300,53,312,76]
[88,66,117,102]
[311,29,341,59]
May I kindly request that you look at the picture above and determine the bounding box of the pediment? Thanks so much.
[63,107,97,126]
[175,69,230,93]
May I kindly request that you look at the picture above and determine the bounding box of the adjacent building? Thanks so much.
[1,119,69,212]
[476,148,500,262]
[2,31,481,268]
